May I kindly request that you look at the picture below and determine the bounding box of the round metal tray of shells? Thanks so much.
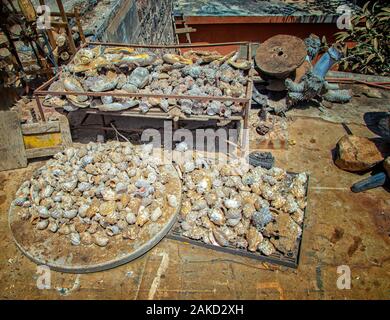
[8,142,182,273]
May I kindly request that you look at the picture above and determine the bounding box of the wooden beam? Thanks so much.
[21,122,60,135]
[0,111,27,171]
[175,27,197,34]
[25,146,63,159]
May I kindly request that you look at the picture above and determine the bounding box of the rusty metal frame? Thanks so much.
[34,41,254,140]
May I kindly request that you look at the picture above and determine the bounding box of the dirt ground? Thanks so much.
[0,85,389,299]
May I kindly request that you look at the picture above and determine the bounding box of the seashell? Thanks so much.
[37,206,50,219]
[167,195,178,208]
[85,74,118,92]
[99,200,117,216]
[40,198,54,209]
[122,83,138,93]
[94,233,109,247]
[272,194,286,209]
[196,178,211,194]
[180,200,192,218]
[225,208,242,220]
[226,218,241,227]
[295,173,307,185]
[41,185,54,198]
[261,186,276,201]
[125,211,136,225]
[228,57,252,70]
[212,228,229,246]
[283,195,298,213]
[78,182,92,192]
[258,239,276,256]
[119,53,156,67]
[36,219,49,230]
[70,232,81,245]
[95,100,139,112]
[106,225,120,236]
[58,224,71,235]
[183,161,195,173]
[14,197,27,207]
[251,207,273,230]
[209,208,225,226]
[262,175,277,186]
[62,178,78,192]
[242,203,256,219]
[80,155,94,167]
[122,225,139,240]
[204,192,218,207]
[50,208,63,219]
[115,182,127,194]
[48,221,58,233]
[246,226,263,252]
[181,221,192,231]
[183,226,205,240]
[63,77,84,92]
[150,207,162,222]
[87,221,99,234]
[192,199,208,211]
[80,232,93,245]
[116,162,129,172]
[159,99,169,112]
[268,167,286,180]
[224,198,241,209]
[175,141,189,152]
[163,53,193,65]
[74,48,95,65]
[85,164,98,175]
[128,67,150,88]
[63,209,78,219]
[101,189,117,201]
[292,208,304,225]
[291,183,306,199]
[136,206,150,227]
[134,180,154,198]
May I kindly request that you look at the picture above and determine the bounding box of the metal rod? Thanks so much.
[74,7,86,43]
[87,41,250,49]
[35,96,46,122]
[56,0,77,54]
[34,90,250,103]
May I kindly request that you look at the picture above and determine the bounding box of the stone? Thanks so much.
[335,135,384,172]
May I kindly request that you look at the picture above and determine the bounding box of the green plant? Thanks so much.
[336,1,390,76]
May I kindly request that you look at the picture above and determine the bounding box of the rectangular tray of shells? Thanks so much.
[167,171,309,269]
[35,41,253,120]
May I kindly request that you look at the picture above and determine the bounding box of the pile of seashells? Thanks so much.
[177,157,307,256]
[11,142,180,247]
[43,46,251,118]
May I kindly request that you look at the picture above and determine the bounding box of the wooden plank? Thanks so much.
[0,111,27,171]
[21,122,60,135]
[25,146,63,159]
[58,114,72,148]
[175,27,197,34]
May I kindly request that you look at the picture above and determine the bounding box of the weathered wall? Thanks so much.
[101,0,175,44]
[32,0,175,45]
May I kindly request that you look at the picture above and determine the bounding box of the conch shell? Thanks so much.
[104,47,135,55]
[162,54,193,65]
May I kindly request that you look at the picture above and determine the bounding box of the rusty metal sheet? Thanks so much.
[255,35,307,79]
